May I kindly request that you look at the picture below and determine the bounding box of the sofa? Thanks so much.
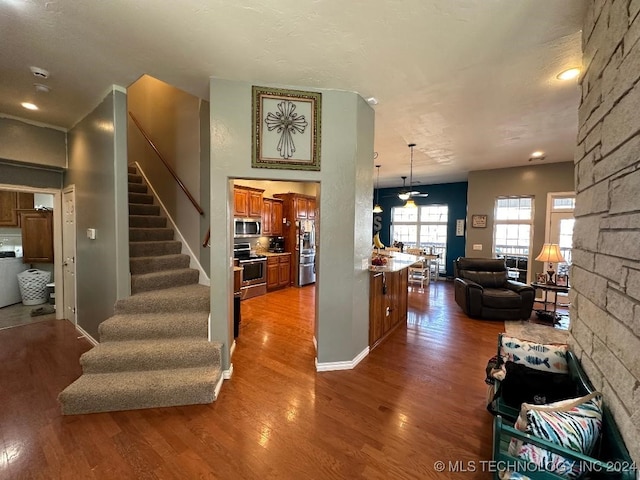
[454,257,534,320]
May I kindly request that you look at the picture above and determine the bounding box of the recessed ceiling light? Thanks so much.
[366,97,378,106]
[21,102,39,111]
[530,151,545,158]
[556,68,580,81]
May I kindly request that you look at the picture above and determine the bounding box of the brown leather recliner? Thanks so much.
[454,257,534,320]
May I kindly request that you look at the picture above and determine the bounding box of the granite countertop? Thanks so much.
[262,251,291,257]
[233,266,243,272]
[369,251,422,273]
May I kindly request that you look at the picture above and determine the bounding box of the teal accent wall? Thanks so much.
[373,181,468,277]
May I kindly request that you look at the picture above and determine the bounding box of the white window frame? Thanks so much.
[492,196,534,284]
[390,205,448,273]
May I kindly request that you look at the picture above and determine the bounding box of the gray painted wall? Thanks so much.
[209,79,374,370]
[128,75,206,261]
[466,162,575,280]
[0,161,63,189]
[0,117,67,168]
[199,101,211,275]
[65,88,129,340]
[571,0,640,464]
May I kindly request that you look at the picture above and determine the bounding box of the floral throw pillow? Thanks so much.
[506,392,603,479]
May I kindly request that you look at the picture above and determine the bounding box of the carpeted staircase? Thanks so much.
[58,165,221,415]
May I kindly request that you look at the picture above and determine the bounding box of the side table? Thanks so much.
[531,281,569,323]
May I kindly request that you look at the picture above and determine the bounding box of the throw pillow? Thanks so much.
[507,392,603,479]
[499,335,569,374]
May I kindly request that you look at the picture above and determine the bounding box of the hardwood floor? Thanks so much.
[1,282,507,479]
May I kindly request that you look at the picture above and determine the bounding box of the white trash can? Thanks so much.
[17,269,52,306]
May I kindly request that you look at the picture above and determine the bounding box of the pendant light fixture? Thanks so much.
[373,164,383,213]
[404,143,417,209]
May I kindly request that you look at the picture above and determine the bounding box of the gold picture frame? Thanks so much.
[252,86,322,171]
[471,214,487,228]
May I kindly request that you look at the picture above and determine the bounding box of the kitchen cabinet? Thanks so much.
[294,197,308,219]
[0,191,34,227]
[267,253,291,291]
[273,193,316,221]
[20,209,54,263]
[233,186,263,218]
[262,198,284,236]
[369,268,408,349]
[307,198,316,220]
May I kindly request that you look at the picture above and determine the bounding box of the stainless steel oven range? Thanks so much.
[233,243,267,300]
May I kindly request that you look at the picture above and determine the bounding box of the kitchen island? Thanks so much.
[368,251,421,349]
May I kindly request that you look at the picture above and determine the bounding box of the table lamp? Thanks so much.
[535,243,566,284]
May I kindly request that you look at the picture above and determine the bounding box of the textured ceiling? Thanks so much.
[0,0,586,186]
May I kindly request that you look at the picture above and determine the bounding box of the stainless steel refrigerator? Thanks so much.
[296,219,316,286]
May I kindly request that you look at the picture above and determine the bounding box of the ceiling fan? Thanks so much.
[396,176,429,200]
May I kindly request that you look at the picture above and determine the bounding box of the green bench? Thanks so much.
[490,335,635,479]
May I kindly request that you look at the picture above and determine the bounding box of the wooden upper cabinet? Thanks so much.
[307,198,316,220]
[233,188,249,217]
[262,198,284,236]
[233,186,264,218]
[248,191,263,217]
[262,198,273,235]
[21,210,54,263]
[0,191,34,227]
[271,200,283,236]
[294,197,308,219]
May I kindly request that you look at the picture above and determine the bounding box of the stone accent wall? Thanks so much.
[572,0,640,464]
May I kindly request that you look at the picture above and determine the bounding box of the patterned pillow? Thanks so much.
[507,392,603,479]
[499,335,569,374]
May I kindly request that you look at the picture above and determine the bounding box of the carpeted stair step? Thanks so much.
[129,215,167,228]
[80,338,222,373]
[115,284,210,315]
[128,165,137,174]
[130,240,182,257]
[129,203,160,216]
[129,192,154,204]
[128,173,143,184]
[129,227,174,242]
[98,311,208,342]
[130,254,190,275]
[59,366,221,415]
[128,182,148,194]
[131,268,199,294]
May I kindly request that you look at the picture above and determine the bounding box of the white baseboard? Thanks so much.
[75,323,99,346]
[223,363,234,380]
[213,373,224,399]
[315,345,369,372]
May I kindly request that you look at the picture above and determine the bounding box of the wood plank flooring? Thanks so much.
[0,282,508,479]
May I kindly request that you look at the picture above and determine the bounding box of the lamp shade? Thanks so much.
[535,243,565,263]
[404,198,417,209]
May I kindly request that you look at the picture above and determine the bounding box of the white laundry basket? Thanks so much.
[17,269,51,306]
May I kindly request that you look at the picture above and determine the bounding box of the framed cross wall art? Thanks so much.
[252,86,322,171]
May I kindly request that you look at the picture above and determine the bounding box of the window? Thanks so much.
[391,205,448,273]
[493,196,534,283]
[549,194,575,277]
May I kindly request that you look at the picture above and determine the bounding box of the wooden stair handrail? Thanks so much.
[202,228,210,248]
[128,111,204,216]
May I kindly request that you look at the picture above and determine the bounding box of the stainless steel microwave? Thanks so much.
[234,218,261,238]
